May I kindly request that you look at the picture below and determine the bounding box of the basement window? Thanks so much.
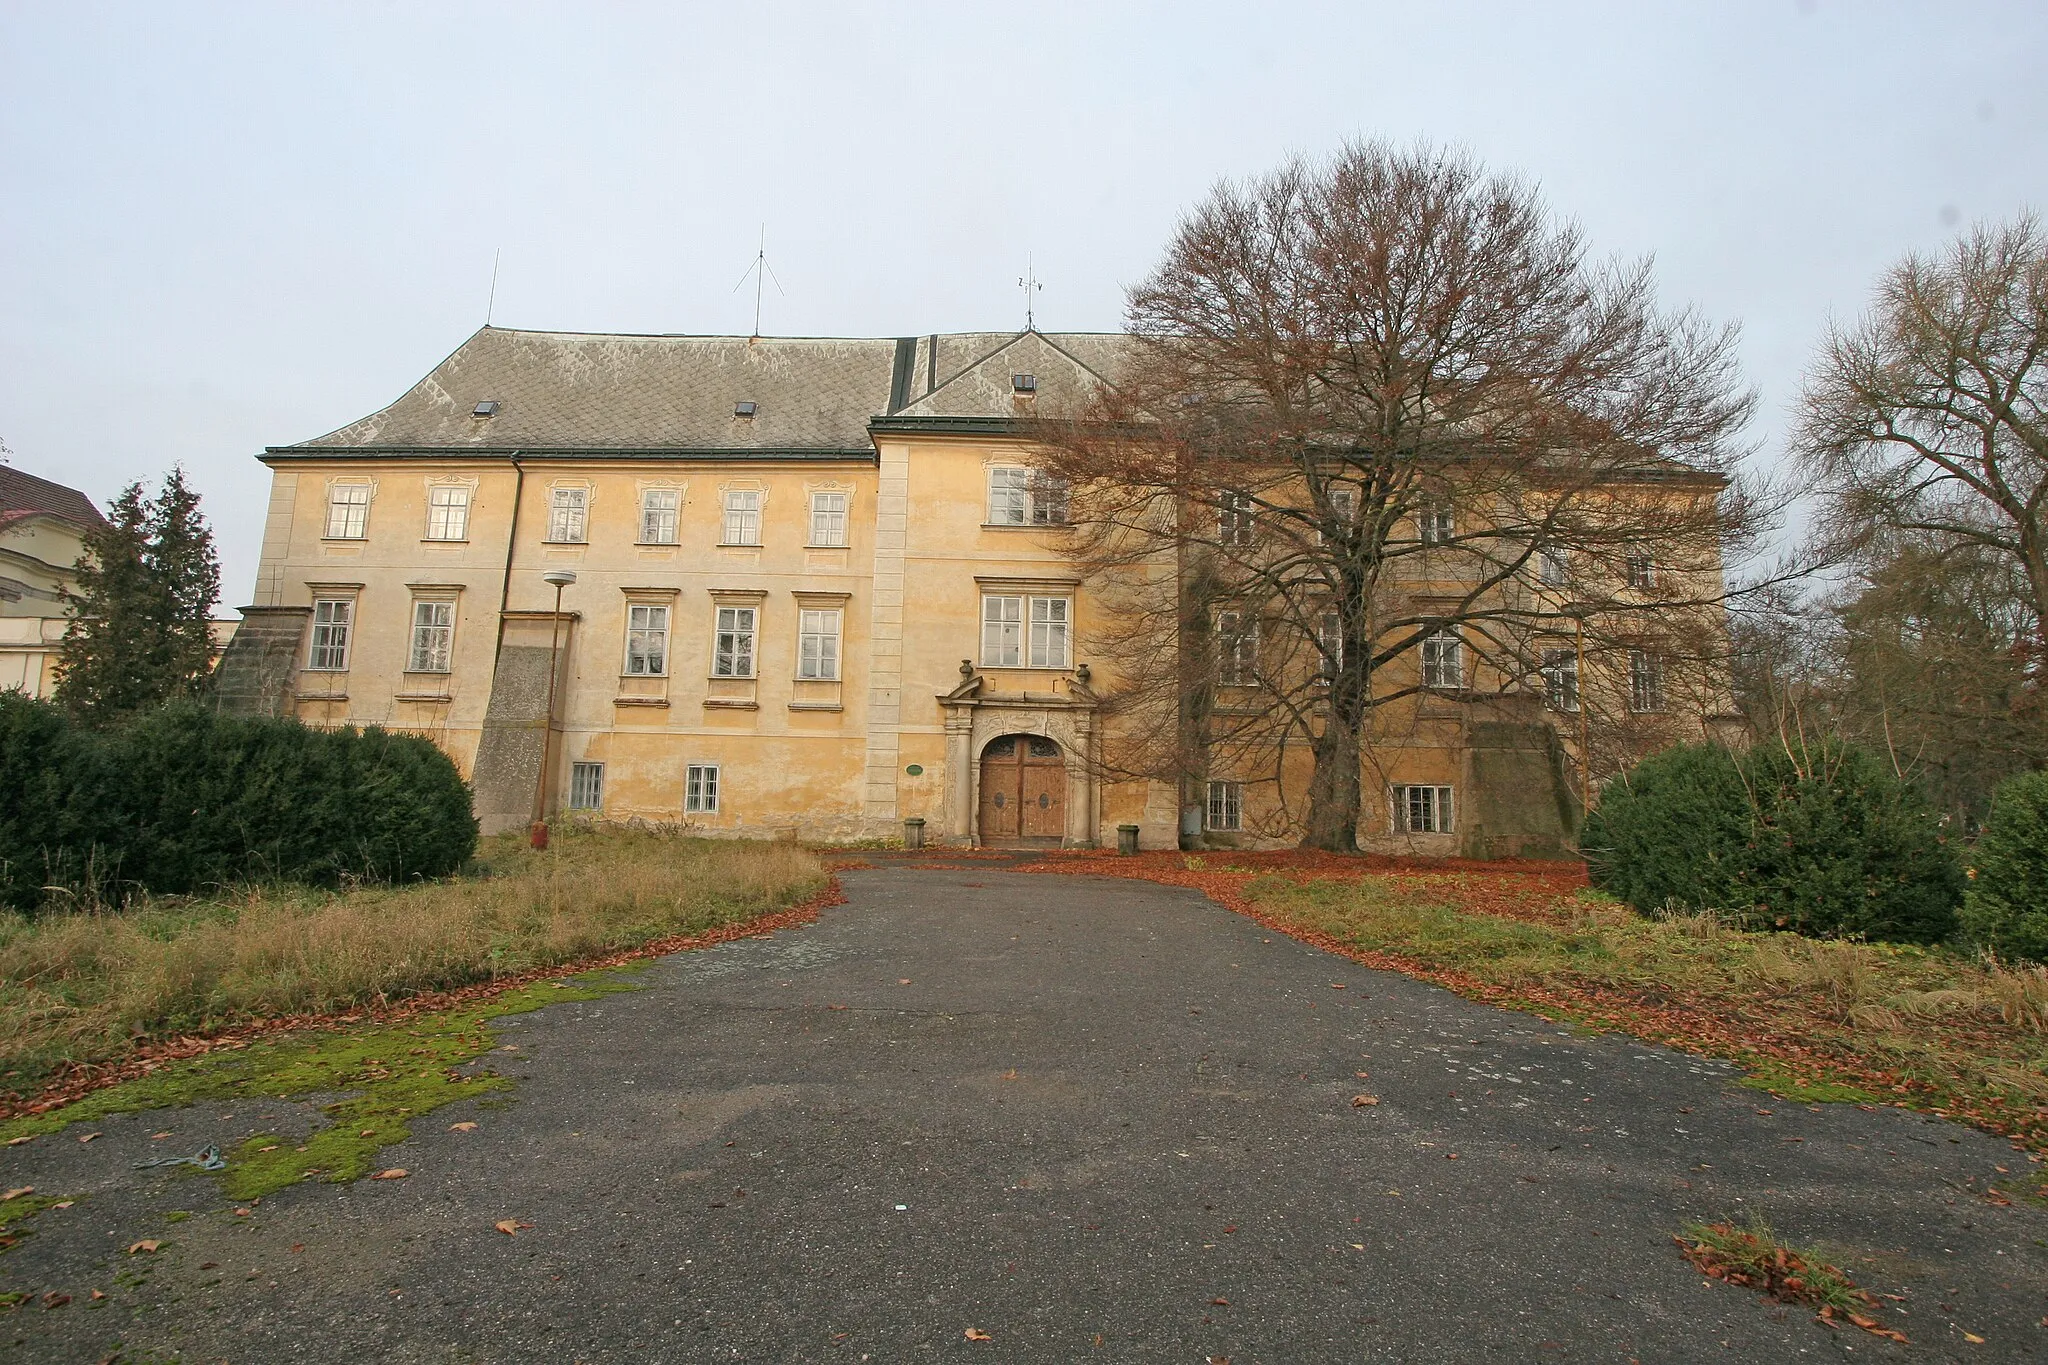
[1394,785,1454,835]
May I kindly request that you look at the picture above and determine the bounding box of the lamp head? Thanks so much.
[541,570,578,588]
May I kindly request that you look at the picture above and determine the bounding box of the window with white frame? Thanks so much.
[569,762,604,812]
[1320,486,1357,544]
[1206,780,1244,832]
[987,468,1031,525]
[982,594,1024,665]
[325,484,370,539]
[624,603,669,676]
[1541,646,1579,712]
[408,599,455,673]
[1217,491,1255,546]
[1029,473,1069,525]
[547,487,588,543]
[685,763,720,814]
[1394,784,1454,834]
[425,485,470,541]
[640,489,679,545]
[307,597,354,670]
[1421,631,1463,689]
[1629,648,1666,713]
[1419,505,1454,545]
[721,489,762,545]
[797,608,841,680]
[1216,609,1257,685]
[1626,550,1657,590]
[1538,544,1569,585]
[809,491,849,546]
[1029,596,1070,668]
[1318,611,1344,683]
[713,605,757,677]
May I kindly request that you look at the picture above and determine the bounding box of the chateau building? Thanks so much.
[0,466,106,698]
[214,325,1730,851]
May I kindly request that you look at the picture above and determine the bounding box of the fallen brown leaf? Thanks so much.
[89,1289,104,1301]
[234,1208,252,1216]
[1964,1332,1986,1343]
[52,1200,74,1209]
[149,1131,170,1140]
[449,1122,478,1132]
[1210,1296,1230,1305]
[126,1240,161,1254]
[77,1132,101,1144]
[3,1135,32,1146]
[40,1291,69,1310]
[964,1328,993,1342]
[1351,1095,1379,1107]
[494,1219,532,1235]
[1,1187,31,1200]
[359,1129,376,1138]
[371,1169,409,1180]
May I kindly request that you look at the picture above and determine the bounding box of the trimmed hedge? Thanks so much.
[1582,741,1961,944]
[1959,769,2048,963]
[0,694,476,911]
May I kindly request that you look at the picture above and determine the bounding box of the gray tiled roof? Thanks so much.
[281,327,1129,457]
[0,465,106,529]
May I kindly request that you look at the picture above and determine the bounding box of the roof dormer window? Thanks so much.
[472,400,498,417]
[1011,374,1037,394]
[734,401,758,418]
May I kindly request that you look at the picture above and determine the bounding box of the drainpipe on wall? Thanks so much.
[496,453,527,643]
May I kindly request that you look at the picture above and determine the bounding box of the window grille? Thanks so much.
[1218,491,1255,546]
[1541,647,1579,712]
[1629,649,1666,712]
[1206,780,1243,831]
[1419,506,1454,545]
[569,762,604,812]
[685,764,720,814]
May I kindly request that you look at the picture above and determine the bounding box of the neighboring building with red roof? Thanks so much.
[0,464,107,697]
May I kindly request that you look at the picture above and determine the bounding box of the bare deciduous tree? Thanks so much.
[1033,142,1775,851]
[1797,212,2048,630]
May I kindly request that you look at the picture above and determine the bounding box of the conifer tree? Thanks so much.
[56,468,221,723]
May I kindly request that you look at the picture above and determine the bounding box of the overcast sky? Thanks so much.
[3,1,2042,604]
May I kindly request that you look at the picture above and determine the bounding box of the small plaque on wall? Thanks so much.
[905,764,924,776]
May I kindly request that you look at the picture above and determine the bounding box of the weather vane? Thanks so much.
[1018,256,1042,331]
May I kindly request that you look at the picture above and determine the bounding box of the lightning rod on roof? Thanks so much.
[486,248,501,327]
[732,225,785,338]
[1018,256,1042,331]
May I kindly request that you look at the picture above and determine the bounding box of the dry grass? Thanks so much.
[0,826,826,1086]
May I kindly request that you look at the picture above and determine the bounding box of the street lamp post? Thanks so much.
[530,569,577,849]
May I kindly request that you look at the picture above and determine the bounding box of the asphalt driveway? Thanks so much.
[7,865,2046,1362]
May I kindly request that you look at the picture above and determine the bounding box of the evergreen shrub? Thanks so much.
[1959,769,2048,963]
[1582,740,1961,945]
[0,694,476,911]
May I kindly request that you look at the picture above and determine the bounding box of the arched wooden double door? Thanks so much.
[978,734,1065,843]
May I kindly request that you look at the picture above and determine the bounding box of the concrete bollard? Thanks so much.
[903,817,926,851]
[1117,824,1140,856]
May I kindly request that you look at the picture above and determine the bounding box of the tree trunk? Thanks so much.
[1300,713,1363,852]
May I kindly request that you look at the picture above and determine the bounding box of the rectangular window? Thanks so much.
[685,763,720,814]
[325,484,369,539]
[1394,785,1455,834]
[1320,487,1357,545]
[1028,597,1070,669]
[1206,780,1243,832]
[1421,631,1463,689]
[809,491,849,546]
[624,603,669,676]
[547,487,587,543]
[1030,473,1069,526]
[1318,611,1343,683]
[721,490,762,545]
[307,597,353,671]
[713,605,757,677]
[1630,648,1666,713]
[1541,646,1579,712]
[1419,506,1454,546]
[982,594,1024,666]
[408,599,454,673]
[425,486,470,541]
[1218,491,1255,547]
[1538,545,1569,586]
[569,762,604,812]
[797,608,841,680]
[988,468,1032,525]
[1216,609,1257,686]
[640,489,679,545]
[1626,550,1657,589]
